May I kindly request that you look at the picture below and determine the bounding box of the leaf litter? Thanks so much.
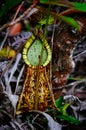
[0,0,86,129]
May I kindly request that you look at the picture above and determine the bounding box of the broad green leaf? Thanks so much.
[71,2,86,12]
[55,96,63,108]
[57,114,80,124]
[59,15,80,31]
[0,0,22,18]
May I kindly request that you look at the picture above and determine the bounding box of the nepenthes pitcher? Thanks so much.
[16,33,54,114]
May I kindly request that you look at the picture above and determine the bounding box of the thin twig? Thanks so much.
[0,3,37,31]
[4,72,12,94]
[59,8,81,16]
[14,65,25,94]
[54,80,86,90]
[73,50,86,59]
[0,28,9,50]
[9,53,22,83]
[50,23,56,85]
[12,1,25,22]
[47,23,58,109]
[0,1,25,49]
[33,122,47,130]
[14,121,24,130]
[0,109,13,119]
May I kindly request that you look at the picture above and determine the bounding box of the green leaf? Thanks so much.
[61,103,70,115]
[40,0,59,3]
[40,0,73,7]
[38,15,55,25]
[57,114,80,124]
[40,0,49,2]
[68,77,83,81]
[40,0,86,13]
[0,0,22,18]
[55,96,63,108]
[72,2,86,12]
[59,15,80,31]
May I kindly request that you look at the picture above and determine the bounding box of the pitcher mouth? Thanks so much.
[22,34,52,67]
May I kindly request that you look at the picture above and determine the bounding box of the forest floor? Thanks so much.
[0,0,86,130]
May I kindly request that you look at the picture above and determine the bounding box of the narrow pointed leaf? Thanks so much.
[59,15,80,31]
[71,2,86,12]
[55,96,63,108]
[61,103,70,115]
[40,0,73,7]
[57,114,80,124]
